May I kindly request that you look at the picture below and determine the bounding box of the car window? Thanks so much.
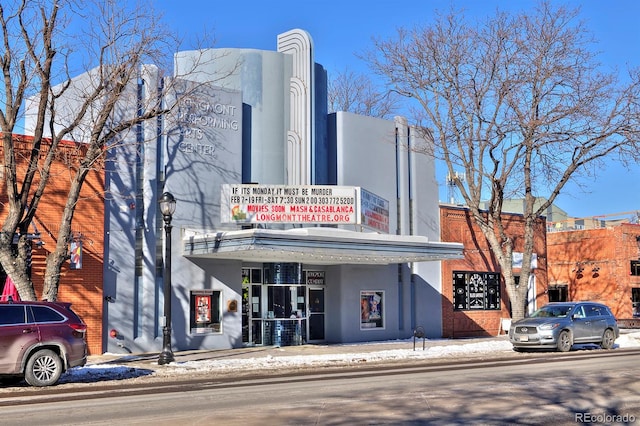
[0,305,27,325]
[573,306,586,318]
[532,305,572,318]
[31,306,65,323]
[585,304,603,317]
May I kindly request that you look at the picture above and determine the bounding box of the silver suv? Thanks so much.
[509,301,619,352]
[0,301,87,386]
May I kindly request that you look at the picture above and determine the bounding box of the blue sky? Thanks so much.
[154,0,640,219]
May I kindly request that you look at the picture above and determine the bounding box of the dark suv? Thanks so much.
[0,301,87,386]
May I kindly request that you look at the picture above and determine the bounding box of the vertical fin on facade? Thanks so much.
[394,116,410,236]
[277,29,314,185]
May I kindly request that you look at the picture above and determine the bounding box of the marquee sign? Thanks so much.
[360,188,389,233]
[221,184,390,232]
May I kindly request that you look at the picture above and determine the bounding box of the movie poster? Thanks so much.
[360,291,384,329]
[70,241,82,270]
[190,291,222,333]
[195,295,211,323]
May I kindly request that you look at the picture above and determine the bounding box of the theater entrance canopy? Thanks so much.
[182,227,463,265]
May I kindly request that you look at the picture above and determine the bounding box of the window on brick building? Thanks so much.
[548,285,568,302]
[632,288,640,317]
[631,260,640,276]
[453,271,500,311]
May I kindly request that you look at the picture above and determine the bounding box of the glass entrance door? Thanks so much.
[242,268,263,345]
[242,285,249,343]
[307,287,325,342]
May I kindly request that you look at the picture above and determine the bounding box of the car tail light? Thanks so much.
[69,323,87,336]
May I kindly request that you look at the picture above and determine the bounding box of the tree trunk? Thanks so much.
[505,280,529,321]
[0,234,37,301]
[42,161,91,301]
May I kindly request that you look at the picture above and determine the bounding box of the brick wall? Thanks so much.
[0,135,104,354]
[440,205,548,337]
[547,224,640,318]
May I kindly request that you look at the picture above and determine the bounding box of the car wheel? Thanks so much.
[557,330,572,352]
[24,349,63,387]
[600,328,616,350]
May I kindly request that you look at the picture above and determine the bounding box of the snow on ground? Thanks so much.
[60,331,640,384]
[168,339,516,374]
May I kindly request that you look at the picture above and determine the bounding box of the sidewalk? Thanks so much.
[87,329,640,373]
[88,335,513,370]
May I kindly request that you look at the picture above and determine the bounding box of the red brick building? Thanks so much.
[0,135,104,354]
[546,222,640,320]
[440,205,548,337]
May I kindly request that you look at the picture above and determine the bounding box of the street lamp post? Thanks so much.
[158,192,177,365]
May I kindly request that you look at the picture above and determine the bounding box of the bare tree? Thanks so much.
[328,68,399,119]
[0,0,67,300]
[365,2,640,320]
[0,0,220,301]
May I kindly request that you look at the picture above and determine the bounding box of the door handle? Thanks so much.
[22,328,35,334]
